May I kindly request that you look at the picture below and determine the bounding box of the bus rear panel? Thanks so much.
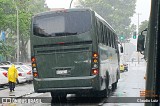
[31,9,120,97]
[31,9,100,94]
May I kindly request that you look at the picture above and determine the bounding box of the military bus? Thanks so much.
[30,8,121,99]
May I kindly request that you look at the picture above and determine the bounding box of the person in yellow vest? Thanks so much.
[8,64,18,92]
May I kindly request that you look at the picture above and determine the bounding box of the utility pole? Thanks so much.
[13,0,19,62]
[69,0,74,8]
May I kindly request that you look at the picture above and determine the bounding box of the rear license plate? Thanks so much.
[56,70,68,75]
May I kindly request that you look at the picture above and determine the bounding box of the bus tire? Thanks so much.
[98,74,110,98]
[104,74,110,98]
[51,92,67,103]
[101,84,109,98]
[112,81,117,91]
[112,72,118,91]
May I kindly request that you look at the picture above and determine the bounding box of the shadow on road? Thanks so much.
[51,96,105,106]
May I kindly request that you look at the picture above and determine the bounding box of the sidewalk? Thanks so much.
[106,62,146,106]
[128,61,146,67]
[0,83,34,98]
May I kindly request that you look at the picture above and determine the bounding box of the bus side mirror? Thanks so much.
[120,46,123,53]
[137,28,147,54]
[137,34,145,53]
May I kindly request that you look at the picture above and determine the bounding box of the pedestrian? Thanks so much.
[8,64,18,92]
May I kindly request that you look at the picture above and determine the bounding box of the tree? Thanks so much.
[78,0,136,38]
[0,40,14,60]
[0,0,17,61]
[0,0,49,62]
[139,20,148,33]
[14,0,49,62]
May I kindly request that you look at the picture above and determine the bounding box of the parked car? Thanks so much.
[0,61,12,65]
[120,57,128,72]
[0,68,8,87]
[16,65,33,82]
[12,62,24,65]
[0,65,26,84]
[123,63,128,71]
[24,63,32,67]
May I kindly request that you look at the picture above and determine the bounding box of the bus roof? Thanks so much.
[33,8,92,18]
[94,12,116,33]
[32,8,116,34]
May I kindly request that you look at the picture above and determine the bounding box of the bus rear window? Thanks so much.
[33,11,91,37]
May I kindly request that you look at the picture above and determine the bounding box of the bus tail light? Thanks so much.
[92,69,99,75]
[57,42,65,45]
[93,59,98,63]
[93,64,98,68]
[31,57,36,63]
[31,56,38,78]
[93,52,98,58]
[33,72,38,77]
[92,52,99,75]
[32,63,36,67]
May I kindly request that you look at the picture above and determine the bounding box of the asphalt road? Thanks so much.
[0,62,146,106]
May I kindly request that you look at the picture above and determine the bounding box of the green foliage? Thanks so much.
[0,41,14,58]
[0,0,15,30]
[79,0,136,38]
[0,0,49,62]
[139,20,148,33]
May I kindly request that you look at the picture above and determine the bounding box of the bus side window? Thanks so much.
[99,22,102,43]
[102,25,105,44]
[115,35,118,49]
[95,20,99,43]
[101,24,104,44]
[100,22,105,44]
[105,28,109,46]
[97,21,102,43]
[113,33,116,48]
[109,32,112,47]
[111,33,115,48]
[104,27,107,46]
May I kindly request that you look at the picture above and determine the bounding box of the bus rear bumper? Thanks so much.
[33,76,99,93]
[37,87,93,93]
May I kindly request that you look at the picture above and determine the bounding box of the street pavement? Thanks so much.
[0,83,34,98]
[104,62,146,106]
[0,62,147,106]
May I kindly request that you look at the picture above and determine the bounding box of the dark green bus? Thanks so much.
[30,8,120,99]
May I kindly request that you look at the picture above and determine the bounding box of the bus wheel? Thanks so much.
[104,78,110,98]
[112,81,117,91]
[99,77,109,98]
[51,92,67,103]
[101,87,109,98]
